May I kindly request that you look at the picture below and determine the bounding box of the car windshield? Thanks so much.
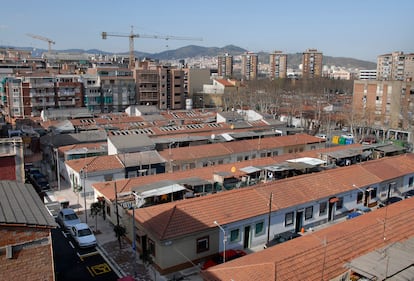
[78,228,92,237]
[65,213,79,221]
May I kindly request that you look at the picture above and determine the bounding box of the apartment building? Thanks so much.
[359,69,377,80]
[55,74,83,109]
[377,51,414,81]
[269,51,287,79]
[302,48,323,78]
[241,52,258,80]
[87,65,136,113]
[81,74,102,113]
[218,53,233,78]
[352,80,414,130]
[159,66,185,110]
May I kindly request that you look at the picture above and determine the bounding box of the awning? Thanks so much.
[329,197,339,203]
[239,166,261,174]
[140,184,186,198]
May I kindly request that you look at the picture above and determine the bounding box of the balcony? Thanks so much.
[58,100,76,106]
[29,82,54,88]
[30,91,55,98]
[31,101,55,107]
[57,90,76,97]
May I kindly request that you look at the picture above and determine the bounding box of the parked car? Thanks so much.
[265,231,301,248]
[378,196,403,208]
[69,223,97,248]
[403,189,414,198]
[28,173,50,193]
[56,208,81,231]
[202,249,247,270]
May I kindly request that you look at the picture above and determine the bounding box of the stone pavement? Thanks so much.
[46,182,203,281]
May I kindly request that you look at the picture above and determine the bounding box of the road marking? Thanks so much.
[69,241,75,249]
[78,250,99,261]
[88,263,112,276]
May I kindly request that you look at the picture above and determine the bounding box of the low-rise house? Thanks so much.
[0,180,57,280]
[64,155,124,196]
[203,197,414,280]
[122,153,414,274]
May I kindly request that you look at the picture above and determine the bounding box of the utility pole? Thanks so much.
[267,192,273,244]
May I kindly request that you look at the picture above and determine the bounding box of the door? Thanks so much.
[295,211,303,233]
[243,226,251,249]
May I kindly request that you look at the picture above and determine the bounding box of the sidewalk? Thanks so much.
[48,182,203,281]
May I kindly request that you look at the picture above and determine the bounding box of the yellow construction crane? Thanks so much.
[102,26,202,68]
[26,33,55,53]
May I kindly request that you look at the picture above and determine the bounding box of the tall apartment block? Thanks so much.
[353,80,414,130]
[302,48,323,78]
[241,52,258,80]
[269,51,287,79]
[159,66,185,110]
[86,66,136,113]
[377,51,414,81]
[217,53,233,78]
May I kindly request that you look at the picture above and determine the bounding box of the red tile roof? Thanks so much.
[203,197,414,281]
[65,155,124,173]
[131,154,414,241]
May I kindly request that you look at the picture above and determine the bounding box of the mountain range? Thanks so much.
[7,44,377,69]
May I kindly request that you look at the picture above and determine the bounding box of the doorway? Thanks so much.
[243,226,251,248]
[295,211,303,233]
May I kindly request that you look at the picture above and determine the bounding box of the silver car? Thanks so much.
[69,223,97,248]
[56,208,81,231]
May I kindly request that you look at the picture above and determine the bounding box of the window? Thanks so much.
[319,202,327,216]
[255,221,265,236]
[409,176,414,187]
[371,188,377,199]
[148,238,155,256]
[285,212,294,226]
[305,206,313,220]
[196,236,209,253]
[357,191,364,204]
[230,229,240,242]
[336,197,343,210]
[104,174,113,181]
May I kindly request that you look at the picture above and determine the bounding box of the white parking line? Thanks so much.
[69,241,75,249]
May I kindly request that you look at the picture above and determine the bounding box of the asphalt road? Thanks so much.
[52,227,119,281]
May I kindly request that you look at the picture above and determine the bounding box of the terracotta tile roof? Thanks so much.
[214,79,236,87]
[93,143,364,201]
[132,154,412,241]
[93,156,278,200]
[58,142,106,154]
[65,155,124,173]
[158,134,324,161]
[203,197,414,281]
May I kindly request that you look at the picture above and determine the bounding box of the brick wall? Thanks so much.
[0,226,54,280]
[0,156,16,180]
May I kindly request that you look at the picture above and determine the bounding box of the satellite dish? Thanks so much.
[211,134,215,140]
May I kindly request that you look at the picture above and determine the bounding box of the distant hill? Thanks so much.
[2,44,376,69]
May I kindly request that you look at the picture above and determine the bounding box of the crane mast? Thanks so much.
[26,33,55,53]
[101,26,202,68]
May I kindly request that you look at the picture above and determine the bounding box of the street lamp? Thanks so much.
[214,220,227,263]
[81,168,87,224]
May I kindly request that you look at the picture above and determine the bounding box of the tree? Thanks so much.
[89,200,105,233]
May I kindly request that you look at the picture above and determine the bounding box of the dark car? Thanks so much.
[378,196,403,208]
[404,189,414,198]
[28,173,50,192]
[202,249,247,270]
[265,231,301,248]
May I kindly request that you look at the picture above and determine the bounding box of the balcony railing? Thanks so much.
[29,82,54,88]
[57,90,76,97]
[31,101,55,107]
[58,100,76,106]
[30,91,55,98]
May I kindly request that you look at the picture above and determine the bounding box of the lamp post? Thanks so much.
[54,148,60,191]
[214,220,226,263]
[81,168,87,224]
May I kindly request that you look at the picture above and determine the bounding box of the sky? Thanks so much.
[1,0,413,62]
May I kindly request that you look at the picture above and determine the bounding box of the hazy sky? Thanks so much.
[1,0,413,62]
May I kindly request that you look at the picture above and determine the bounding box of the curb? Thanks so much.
[96,243,126,278]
